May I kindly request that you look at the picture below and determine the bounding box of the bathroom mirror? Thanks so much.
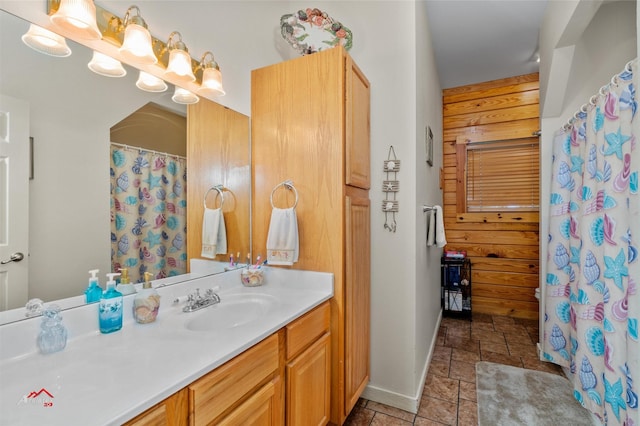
[0,10,250,316]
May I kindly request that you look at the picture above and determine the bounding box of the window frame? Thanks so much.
[455,135,539,224]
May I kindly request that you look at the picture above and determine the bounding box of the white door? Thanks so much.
[0,94,29,311]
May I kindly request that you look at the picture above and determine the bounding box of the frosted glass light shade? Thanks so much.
[119,24,157,64]
[136,71,168,92]
[50,0,101,40]
[198,67,225,97]
[21,24,71,57]
[88,51,126,77]
[172,87,199,104]
[165,49,195,82]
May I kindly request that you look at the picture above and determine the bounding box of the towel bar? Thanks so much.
[422,205,434,212]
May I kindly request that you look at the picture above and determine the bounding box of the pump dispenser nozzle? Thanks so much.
[116,268,136,295]
[120,268,130,284]
[106,273,121,285]
[85,269,102,303]
[143,272,153,289]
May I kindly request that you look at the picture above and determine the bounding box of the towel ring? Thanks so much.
[204,185,224,209]
[270,180,298,209]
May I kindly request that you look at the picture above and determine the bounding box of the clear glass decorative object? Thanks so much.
[37,305,68,354]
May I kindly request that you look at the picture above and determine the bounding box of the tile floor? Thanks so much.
[344,313,564,426]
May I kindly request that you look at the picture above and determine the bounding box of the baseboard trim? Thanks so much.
[361,310,443,415]
[361,384,419,414]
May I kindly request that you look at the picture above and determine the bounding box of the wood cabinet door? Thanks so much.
[345,55,371,190]
[344,192,371,413]
[216,378,281,426]
[186,100,250,266]
[124,388,188,426]
[286,333,331,426]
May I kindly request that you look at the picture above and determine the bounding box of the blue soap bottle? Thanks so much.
[37,305,67,354]
[99,272,123,334]
[85,269,102,303]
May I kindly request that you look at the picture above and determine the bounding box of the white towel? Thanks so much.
[266,207,299,265]
[426,209,436,247]
[201,207,227,258]
[434,205,447,247]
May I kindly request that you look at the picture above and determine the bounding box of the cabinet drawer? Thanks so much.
[286,301,330,360]
[124,388,188,426]
[217,378,280,426]
[188,333,279,425]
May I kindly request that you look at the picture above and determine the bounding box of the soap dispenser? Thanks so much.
[116,268,136,296]
[84,269,103,303]
[133,272,161,324]
[37,305,67,354]
[99,272,123,334]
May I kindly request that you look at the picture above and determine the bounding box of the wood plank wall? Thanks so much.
[442,74,540,320]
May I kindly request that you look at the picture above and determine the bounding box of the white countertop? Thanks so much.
[0,267,333,425]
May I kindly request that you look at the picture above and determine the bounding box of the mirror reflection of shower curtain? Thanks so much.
[110,144,187,283]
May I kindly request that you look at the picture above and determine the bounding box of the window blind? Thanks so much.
[466,137,539,212]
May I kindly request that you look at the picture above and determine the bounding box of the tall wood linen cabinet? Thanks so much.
[251,45,371,425]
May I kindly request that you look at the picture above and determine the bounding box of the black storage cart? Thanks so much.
[441,257,472,319]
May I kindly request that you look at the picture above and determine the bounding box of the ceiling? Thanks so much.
[424,0,548,89]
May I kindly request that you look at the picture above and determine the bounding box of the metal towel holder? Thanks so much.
[270,180,298,209]
[204,185,225,209]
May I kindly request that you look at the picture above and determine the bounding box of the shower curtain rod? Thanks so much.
[110,142,186,161]
[562,58,636,131]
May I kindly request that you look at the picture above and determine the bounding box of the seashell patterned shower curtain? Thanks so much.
[543,61,638,425]
[110,145,187,284]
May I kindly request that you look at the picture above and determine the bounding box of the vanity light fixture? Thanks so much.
[21,24,72,57]
[197,52,225,97]
[164,31,196,82]
[88,51,127,77]
[136,71,168,92]
[49,0,101,40]
[118,6,157,65]
[172,86,199,105]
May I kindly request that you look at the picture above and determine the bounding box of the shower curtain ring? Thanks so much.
[625,60,634,73]
[610,74,618,87]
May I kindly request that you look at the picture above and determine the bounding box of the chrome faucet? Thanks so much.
[182,288,221,313]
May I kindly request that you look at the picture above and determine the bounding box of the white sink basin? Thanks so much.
[185,293,279,332]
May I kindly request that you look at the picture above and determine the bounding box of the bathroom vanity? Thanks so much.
[0,268,333,425]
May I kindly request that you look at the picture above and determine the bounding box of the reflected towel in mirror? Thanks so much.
[266,207,299,265]
[201,207,227,258]
[426,209,436,246]
[434,205,447,247]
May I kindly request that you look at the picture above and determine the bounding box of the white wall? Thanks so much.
[414,0,444,409]
[539,0,637,342]
[2,0,443,412]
